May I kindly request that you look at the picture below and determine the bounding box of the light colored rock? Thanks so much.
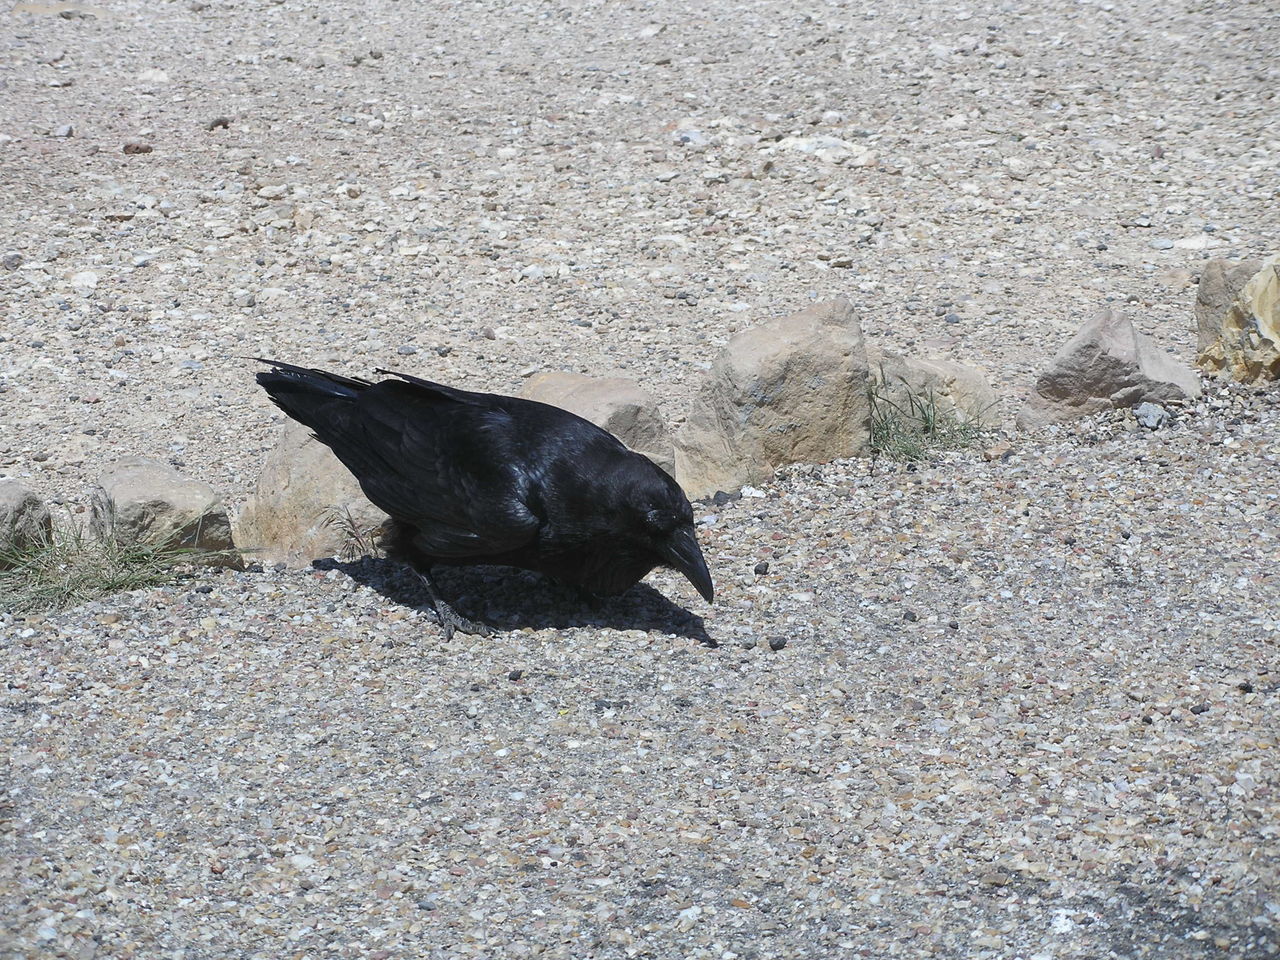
[91,456,239,566]
[1017,307,1202,430]
[674,298,871,500]
[235,421,388,568]
[0,479,53,565]
[866,348,1000,428]
[518,372,675,474]
[1195,253,1280,383]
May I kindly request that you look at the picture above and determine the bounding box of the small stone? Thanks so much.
[753,561,770,575]
[123,142,153,155]
[983,440,1013,461]
[508,669,523,681]
[1,252,22,271]
[741,636,758,650]
[768,635,788,652]
[1190,703,1210,714]
[1149,238,1174,250]
[397,344,418,355]
[1133,402,1169,429]
[50,124,74,138]
[206,116,232,130]
[902,610,919,622]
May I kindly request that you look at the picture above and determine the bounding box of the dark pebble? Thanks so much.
[206,116,231,130]
[903,610,918,622]
[768,635,788,652]
[948,620,959,631]
[944,313,961,324]
[245,562,263,574]
[754,561,770,575]
[508,669,524,681]
[1190,703,1210,715]
[1238,681,1253,693]
[123,142,153,155]
[194,585,213,594]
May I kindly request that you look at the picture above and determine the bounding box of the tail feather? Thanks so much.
[254,358,370,430]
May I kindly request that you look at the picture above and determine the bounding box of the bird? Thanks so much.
[254,359,713,638]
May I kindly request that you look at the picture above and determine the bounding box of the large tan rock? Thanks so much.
[1196,253,1280,383]
[1017,307,1201,429]
[519,372,674,474]
[235,421,388,568]
[91,456,240,567]
[0,479,52,566]
[674,298,871,499]
[867,349,1000,428]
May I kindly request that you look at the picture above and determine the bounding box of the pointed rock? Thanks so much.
[1017,307,1201,429]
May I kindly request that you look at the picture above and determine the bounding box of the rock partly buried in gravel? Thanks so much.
[1017,307,1202,430]
[1196,253,1280,383]
[519,371,675,474]
[235,421,388,568]
[867,347,1000,427]
[675,297,871,500]
[0,478,53,565]
[91,456,240,567]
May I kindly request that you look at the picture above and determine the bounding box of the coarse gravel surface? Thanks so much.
[2,0,1278,958]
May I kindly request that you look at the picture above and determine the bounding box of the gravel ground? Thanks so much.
[3,0,1279,957]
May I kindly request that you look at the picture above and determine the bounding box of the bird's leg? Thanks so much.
[415,568,492,640]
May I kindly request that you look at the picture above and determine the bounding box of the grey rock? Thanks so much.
[50,124,74,138]
[0,479,53,566]
[1017,308,1202,430]
[91,456,239,567]
[1133,402,1169,429]
[1,252,22,271]
[234,421,388,568]
[519,371,675,475]
[674,298,871,499]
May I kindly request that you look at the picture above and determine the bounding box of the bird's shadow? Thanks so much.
[313,556,715,646]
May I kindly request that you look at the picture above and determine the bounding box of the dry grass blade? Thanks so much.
[867,367,990,462]
[322,506,385,562]
[0,516,195,616]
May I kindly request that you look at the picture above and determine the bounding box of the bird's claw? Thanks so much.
[434,606,492,641]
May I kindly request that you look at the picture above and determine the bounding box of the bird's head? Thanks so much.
[625,467,714,604]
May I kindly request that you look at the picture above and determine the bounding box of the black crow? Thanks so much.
[254,359,714,637]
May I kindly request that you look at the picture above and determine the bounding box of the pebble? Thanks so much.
[768,635,788,651]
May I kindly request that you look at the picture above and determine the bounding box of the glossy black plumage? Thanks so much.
[254,360,713,628]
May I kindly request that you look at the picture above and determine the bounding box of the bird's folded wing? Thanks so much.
[324,384,542,558]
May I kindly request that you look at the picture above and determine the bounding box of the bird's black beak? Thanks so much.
[664,525,714,604]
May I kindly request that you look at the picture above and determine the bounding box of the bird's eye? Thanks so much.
[645,509,677,533]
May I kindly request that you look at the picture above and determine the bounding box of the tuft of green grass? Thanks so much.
[0,516,196,616]
[867,368,989,462]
